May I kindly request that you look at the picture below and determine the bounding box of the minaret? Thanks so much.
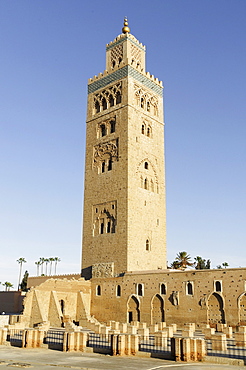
[81,19,166,279]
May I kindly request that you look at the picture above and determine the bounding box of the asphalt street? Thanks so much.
[0,346,245,370]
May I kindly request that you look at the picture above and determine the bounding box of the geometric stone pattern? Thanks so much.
[88,65,163,97]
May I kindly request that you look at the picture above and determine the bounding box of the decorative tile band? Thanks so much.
[88,65,163,97]
[106,34,145,52]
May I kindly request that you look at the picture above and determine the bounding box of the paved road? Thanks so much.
[0,346,245,369]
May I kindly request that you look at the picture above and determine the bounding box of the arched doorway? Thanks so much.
[151,294,165,324]
[239,293,246,325]
[208,293,225,327]
[127,296,140,323]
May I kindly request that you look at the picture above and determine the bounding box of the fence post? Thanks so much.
[67,332,75,352]
[130,334,139,355]
[22,330,27,348]
[25,330,34,348]
[196,338,206,361]
[0,328,7,345]
[182,338,191,362]
[111,334,118,355]
[63,332,68,352]
[117,334,126,356]
[155,332,168,348]
[171,337,181,361]
[78,331,88,352]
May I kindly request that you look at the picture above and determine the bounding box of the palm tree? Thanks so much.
[54,257,61,275]
[17,257,27,290]
[35,261,41,276]
[44,258,49,275]
[49,257,55,275]
[174,251,194,270]
[39,258,45,275]
[222,262,229,268]
[3,282,14,291]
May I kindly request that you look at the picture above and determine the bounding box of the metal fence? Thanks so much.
[7,329,23,347]
[44,329,65,350]
[87,332,111,350]
[206,338,246,362]
[139,335,174,359]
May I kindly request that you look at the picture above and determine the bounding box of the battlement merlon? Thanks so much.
[106,33,146,51]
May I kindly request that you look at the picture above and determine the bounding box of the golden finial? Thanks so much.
[122,17,130,34]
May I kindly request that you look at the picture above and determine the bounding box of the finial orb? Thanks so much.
[122,17,130,34]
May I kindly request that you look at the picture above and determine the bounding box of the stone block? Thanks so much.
[211,333,227,351]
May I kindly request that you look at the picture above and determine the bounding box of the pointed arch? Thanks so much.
[127,295,140,323]
[208,292,225,327]
[151,294,165,324]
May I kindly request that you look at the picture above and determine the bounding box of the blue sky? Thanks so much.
[0,0,246,288]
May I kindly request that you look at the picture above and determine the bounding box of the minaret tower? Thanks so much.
[82,19,166,279]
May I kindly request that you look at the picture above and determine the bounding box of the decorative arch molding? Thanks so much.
[136,158,159,193]
[151,294,165,324]
[207,292,225,326]
[237,292,246,325]
[127,294,140,323]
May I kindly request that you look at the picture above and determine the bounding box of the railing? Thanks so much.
[87,332,112,354]
[139,335,174,359]
[206,338,246,362]
[7,329,23,347]
[44,329,65,350]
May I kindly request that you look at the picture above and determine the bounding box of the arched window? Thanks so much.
[110,120,116,133]
[116,285,121,297]
[102,161,105,173]
[101,124,106,137]
[108,159,112,171]
[109,95,114,107]
[215,281,222,292]
[116,91,121,104]
[95,100,100,113]
[118,57,122,64]
[137,283,144,296]
[147,127,151,137]
[107,221,111,233]
[100,222,104,234]
[112,60,116,68]
[102,98,107,110]
[160,283,166,295]
[96,285,101,296]
[144,162,148,170]
[146,239,150,251]
[141,97,144,108]
[144,178,148,190]
[147,101,150,112]
[187,282,193,295]
[142,124,145,135]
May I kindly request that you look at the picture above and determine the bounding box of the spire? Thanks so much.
[122,17,130,34]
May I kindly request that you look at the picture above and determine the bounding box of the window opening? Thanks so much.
[138,284,143,296]
[147,127,150,137]
[141,98,144,108]
[215,281,222,292]
[95,101,100,113]
[107,221,111,233]
[144,162,148,169]
[102,98,107,110]
[110,120,116,133]
[144,178,148,190]
[100,222,104,234]
[60,299,65,314]
[146,239,150,251]
[96,285,101,296]
[101,124,106,137]
[187,282,193,295]
[108,159,112,171]
[147,101,150,112]
[102,161,105,173]
[116,285,121,297]
[142,125,145,134]
[109,96,114,107]
[160,284,166,295]
[116,91,121,104]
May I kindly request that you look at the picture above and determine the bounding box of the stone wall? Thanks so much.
[0,292,24,314]
[27,274,81,289]
[90,267,246,328]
